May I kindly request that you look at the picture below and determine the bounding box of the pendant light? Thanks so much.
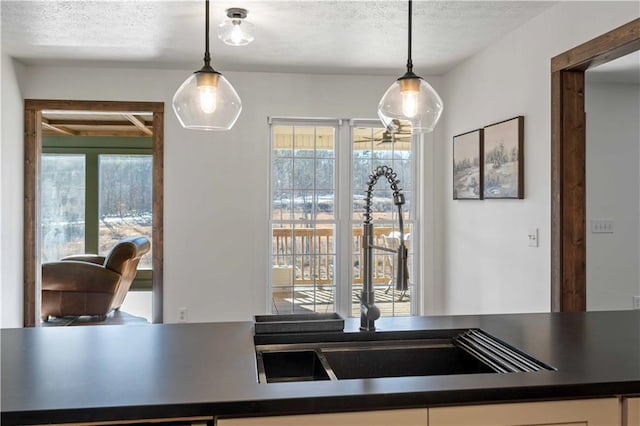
[172,0,242,131]
[218,8,255,46]
[377,0,443,133]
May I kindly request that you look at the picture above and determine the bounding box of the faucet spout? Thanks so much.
[360,165,409,331]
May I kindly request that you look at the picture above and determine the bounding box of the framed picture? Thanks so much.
[453,129,483,200]
[483,116,524,199]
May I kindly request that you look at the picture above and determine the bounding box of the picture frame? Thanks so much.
[483,116,524,199]
[453,129,483,200]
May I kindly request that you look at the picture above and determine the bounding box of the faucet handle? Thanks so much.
[396,243,409,291]
[363,303,381,321]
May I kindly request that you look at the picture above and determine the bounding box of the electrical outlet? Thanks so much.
[633,296,640,310]
[178,307,188,322]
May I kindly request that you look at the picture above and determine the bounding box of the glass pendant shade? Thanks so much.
[377,0,443,134]
[218,8,255,46]
[172,70,242,131]
[377,75,443,133]
[218,19,255,46]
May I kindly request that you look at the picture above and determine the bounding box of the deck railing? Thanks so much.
[272,226,405,287]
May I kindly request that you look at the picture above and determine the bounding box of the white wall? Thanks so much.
[440,1,640,315]
[4,2,638,326]
[0,52,25,329]
[585,81,640,310]
[3,65,443,324]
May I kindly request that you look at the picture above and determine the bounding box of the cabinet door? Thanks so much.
[429,398,619,426]
[625,398,640,426]
[217,408,428,426]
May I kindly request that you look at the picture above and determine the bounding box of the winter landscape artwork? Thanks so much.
[453,129,483,200]
[483,116,524,199]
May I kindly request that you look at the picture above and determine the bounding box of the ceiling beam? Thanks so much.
[42,129,151,138]
[41,118,78,136]
[123,114,153,136]
[46,119,151,127]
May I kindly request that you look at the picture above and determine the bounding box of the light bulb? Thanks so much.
[198,85,217,113]
[218,9,255,46]
[231,21,244,45]
[401,90,418,118]
[399,77,420,118]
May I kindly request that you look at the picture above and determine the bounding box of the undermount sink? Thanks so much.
[255,329,554,384]
[322,341,493,380]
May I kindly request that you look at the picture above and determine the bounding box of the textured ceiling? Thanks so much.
[2,0,558,75]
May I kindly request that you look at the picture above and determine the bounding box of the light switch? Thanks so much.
[528,228,538,247]
[591,219,614,234]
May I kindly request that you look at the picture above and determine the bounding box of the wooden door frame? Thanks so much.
[24,100,164,326]
[551,18,640,311]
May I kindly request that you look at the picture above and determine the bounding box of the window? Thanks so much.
[269,118,418,317]
[41,136,153,289]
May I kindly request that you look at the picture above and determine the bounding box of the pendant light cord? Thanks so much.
[406,0,413,74]
[203,0,212,68]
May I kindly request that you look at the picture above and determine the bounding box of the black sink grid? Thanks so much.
[255,329,554,384]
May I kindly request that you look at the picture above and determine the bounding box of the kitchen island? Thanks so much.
[2,310,640,425]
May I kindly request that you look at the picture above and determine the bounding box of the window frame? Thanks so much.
[349,119,420,317]
[42,136,153,290]
[269,117,342,313]
[268,117,420,318]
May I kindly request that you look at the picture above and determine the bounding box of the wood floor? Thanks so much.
[272,286,411,316]
[41,309,149,327]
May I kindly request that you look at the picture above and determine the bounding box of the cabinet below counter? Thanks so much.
[219,398,637,426]
[2,311,640,425]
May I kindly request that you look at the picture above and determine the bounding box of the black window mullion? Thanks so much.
[85,152,100,255]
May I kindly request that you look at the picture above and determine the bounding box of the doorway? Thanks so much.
[23,100,164,326]
[550,18,640,311]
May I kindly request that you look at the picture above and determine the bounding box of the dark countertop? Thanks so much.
[2,310,640,424]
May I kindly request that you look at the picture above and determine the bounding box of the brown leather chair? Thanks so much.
[41,236,151,322]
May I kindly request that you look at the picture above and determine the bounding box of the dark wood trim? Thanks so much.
[561,71,586,312]
[23,100,164,326]
[551,18,640,72]
[152,110,164,324]
[23,105,41,327]
[550,18,640,312]
[24,99,163,113]
[550,71,562,312]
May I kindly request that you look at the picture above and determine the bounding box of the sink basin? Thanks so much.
[258,350,331,383]
[255,329,554,384]
[322,342,494,380]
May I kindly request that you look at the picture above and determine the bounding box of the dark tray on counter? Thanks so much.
[254,313,344,334]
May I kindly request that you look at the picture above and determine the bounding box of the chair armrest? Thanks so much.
[42,261,121,293]
[60,254,106,265]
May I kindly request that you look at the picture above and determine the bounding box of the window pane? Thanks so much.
[99,155,152,268]
[293,158,314,190]
[271,224,336,314]
[315,192,335,219]
[294,126,315,157]
[41,154,86,262]
[270,123,337,315]
[272,190,292,221]
[350,223,412,317]
[353,157,372,190]
[316,159,334,191]
[351,123,414,318]
[273,125,293,157]
[292,190,314,221]
[316,127,335,158]
[273,158,293,189]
